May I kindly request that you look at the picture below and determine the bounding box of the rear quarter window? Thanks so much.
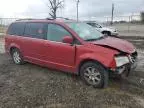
[7,22,25,36]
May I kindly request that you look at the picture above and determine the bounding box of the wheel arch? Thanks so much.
[10,47,18,55]
[102,31,111,35]
[78,58,108,75]
[8,43,20,54]
[9,44,21,55]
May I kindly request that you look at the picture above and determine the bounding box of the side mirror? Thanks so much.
[62,36,73,44]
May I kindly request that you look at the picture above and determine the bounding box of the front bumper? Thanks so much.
[117,60,137,76]
[109,62,137,77]
[110,51,138,77]
[130,59,138,70]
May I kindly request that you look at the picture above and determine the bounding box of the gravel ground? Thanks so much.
[0,37,144,108]
[0,54,144,108]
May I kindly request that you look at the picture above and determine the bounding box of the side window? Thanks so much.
[7,22,25,36]
[24,23,47,39]
[47,24,72,42]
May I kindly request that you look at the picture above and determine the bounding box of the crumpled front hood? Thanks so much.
[91,37,135,53]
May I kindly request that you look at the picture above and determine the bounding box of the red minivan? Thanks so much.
[5,19,138,88]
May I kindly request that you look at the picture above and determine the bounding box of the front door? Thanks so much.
[45,23,75,68]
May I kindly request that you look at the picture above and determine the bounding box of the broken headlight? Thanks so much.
[115,56,130,67]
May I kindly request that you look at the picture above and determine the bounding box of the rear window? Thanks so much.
[7,22,25,36]
[24,23,47,39]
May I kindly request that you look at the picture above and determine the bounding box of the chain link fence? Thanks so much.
[0,16,144,37]
[105,15,144,36]
[0,18,19,36]
[0,18,19,53]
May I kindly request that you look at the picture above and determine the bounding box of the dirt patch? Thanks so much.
[134,96,144,107]
[0,54,144,108]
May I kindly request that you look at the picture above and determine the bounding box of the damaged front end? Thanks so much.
[110,51,138,77]
[92,38,138,77]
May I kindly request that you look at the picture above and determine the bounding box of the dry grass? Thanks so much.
[0,26,5,39]
[0,26,6,33]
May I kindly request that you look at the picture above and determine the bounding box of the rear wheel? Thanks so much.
[11,48,24,65]
[80,62,109,88]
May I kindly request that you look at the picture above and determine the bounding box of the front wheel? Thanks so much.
[80,62,109,88]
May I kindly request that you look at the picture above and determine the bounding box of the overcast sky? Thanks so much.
[0,0,144,20]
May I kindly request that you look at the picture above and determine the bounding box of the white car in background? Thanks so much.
[85,21,119,36]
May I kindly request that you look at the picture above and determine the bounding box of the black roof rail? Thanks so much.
[46,17,72,20]
[16,18,54,21]
[16,17,73,21]
[56,17,70,20]
[16,18,36,21]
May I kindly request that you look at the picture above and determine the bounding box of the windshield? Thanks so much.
[66,22,104,41]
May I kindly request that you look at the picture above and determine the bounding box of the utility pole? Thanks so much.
[76,0,80,22]
[111,3,114,25]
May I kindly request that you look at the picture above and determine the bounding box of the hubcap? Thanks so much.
[13,51,21,64]
[84,67,101,85]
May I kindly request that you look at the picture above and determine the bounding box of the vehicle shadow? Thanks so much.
[23,61,132,89]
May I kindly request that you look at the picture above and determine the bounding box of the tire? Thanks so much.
[103,31,111,36]
[80,61,109,88]
[11,48,24,65]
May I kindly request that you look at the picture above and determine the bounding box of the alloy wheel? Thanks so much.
[83,67,101,85]
[13,51,21,64]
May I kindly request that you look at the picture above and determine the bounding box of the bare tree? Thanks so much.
[47,0,64,19]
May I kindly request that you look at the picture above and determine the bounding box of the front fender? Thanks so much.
[76,53,115,70]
